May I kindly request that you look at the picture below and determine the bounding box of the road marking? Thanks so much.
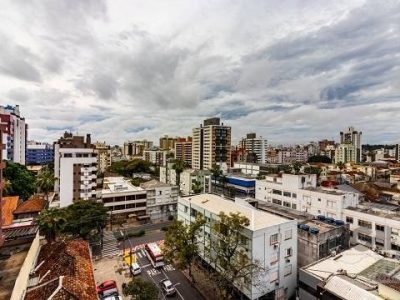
[137,252,142,258]
[141,249,146,256]
[141,263,151,268]
[163,264,175,272]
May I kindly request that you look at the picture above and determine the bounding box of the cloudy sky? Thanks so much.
[0,0,399,146]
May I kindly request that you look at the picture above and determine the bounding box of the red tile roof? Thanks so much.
[1,196,19,226]
[13,194,47,215]
[25,240,97,300]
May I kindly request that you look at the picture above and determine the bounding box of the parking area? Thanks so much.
[93,230,203,300]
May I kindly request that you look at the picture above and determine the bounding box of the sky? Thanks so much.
[0,0,399,146]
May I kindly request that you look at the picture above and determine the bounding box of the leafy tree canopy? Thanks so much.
[308,155,332,163]
[109,159,154,177]
[3,161,35,200]
[122,277,159,300]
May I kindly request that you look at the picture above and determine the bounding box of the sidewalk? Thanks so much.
[182,264,220,300]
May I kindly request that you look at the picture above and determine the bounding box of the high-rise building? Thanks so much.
[240,133,268,164]
[335,143,357,164]
[0,124,5,247]
[192,117,231,170]
[54,132,98,208]
[0,105,27,165]
[123,140,153,158]
[174,137,192,166]
[396,143,400,162]
[340,126,362,163]
[26,141,54,165]
[318,139,335,152]
[94,141,111,173]
[159,135,176,151]
[143,147,168,166]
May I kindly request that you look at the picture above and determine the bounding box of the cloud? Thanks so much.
[0,0,399,145]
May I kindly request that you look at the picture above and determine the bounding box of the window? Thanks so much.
[284,229,292,240]
[346,216,353,224]
[284,264,292,276]
[292,193,297,198]
[272,189,282,195]
[376,224,385,232]
[358,233,372,244]
[272,199,282,205]
[375,239,384,247]
[318,198,321,202]
[283,201,291,208]
[358,220,372,229]
[283,191,291,197]
[285,248,292,257]
[183,205,188,213]
[270,233,279,245]
[327,200,335,208]
[270,270,278,282]
[292,203,297,210]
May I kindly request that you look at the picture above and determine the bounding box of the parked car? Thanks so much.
[100,288,118,299]
[97,280,117,294]
[160,279,176,296]
[130,262,142,276]
[101,294,122,300]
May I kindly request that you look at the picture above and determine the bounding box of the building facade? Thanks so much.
[123,140,153,158]
[192,117,231,170]
[0,125,5,247]
[54,132,98,208]
[239,133,268,164]
[159,135,176,151]
[175,137,192,167]
[94,142,111,174]
[335,143,356,164]
[26,141,54,165]
[143,147,168,166]
[178,194,298,300]
[340,126,362,163]
[0,105,27,165]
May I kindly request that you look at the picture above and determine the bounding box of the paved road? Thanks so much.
[118,230,166,249]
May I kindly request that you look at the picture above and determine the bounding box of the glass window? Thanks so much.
[358,220,372,229]
[346,216,353,224]
[272,189,282,195]
[292,203,297,210]
[358,233,372,243]
[283,191,291,197]
[272,199,282,205]
[270,233,279,245]
[283,201,291,208]
[292,193,297,198]
[376,224,385,231]
[285,248,292,257]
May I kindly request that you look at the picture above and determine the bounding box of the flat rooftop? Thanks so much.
[182,194,292,231]
[303,244,400,281]
[102,177,144,194]
[344,205,400,221]
[302,220,340,234]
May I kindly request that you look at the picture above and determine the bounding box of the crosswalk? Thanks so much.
[101,231,120,257]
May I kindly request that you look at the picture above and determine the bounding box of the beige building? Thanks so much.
[123,140,153,158]
[159,135,176,151]
[175,137,192,166]
[192,117,231,170]
[94,141,111,174]
[335,143,357,163]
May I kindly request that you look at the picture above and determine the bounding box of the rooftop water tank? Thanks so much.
[325,217,335,224]
[309,227,320,234]
[299,224,310,231]
[335,220,345,226]
[317,215,326,221]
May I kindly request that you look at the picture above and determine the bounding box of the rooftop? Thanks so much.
[13,194,47,215]
[1,196,19,226]
[102,176,144,194]
[182,194,292,231]
[141,179,171,189]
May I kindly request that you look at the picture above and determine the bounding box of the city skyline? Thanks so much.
[0,1,399,145]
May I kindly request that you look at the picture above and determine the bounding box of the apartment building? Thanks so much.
[277,147,309,164]
[175,137,192,167]
[239,133,268,164]
[340,126,362,163]
[256,174,359,219]
[299,245,400,300]
[0,105,27,165]
[159,135,176,151]
[123,140,153,158]
[54,132,98,208]
[140,180,178,221]
[26,141,54,165]
[192,117,231,170]
[335,143,357,164]
[94,141,111,173]
[178,194,298,300]
[143,147,168,166]
[101,177,147,218]
[0,125,5,247]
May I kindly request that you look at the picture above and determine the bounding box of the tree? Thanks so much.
[172,159,188,188]
[291,162,302,175]
[122,277,159,300]
[209,212,265,299]
[308,155,332,163]
[336,161,345,171]
[131,177,147,187]
[63,200,108,239]
[109,159,154,177]
[210,165,223,192]
[37,208,67,243]
[35,167,56,202]
[192,179,203,194]
[163,216,206,283]
[3,161,35,200]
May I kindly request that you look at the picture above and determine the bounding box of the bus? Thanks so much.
[145,242,164,268]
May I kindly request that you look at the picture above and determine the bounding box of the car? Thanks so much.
[101,295,122,300]
[96,280,117,294]
[99,288,118,299]
[130,262,142,276]
[160,279,176,296]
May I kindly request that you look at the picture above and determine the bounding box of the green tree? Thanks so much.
[37,208,67,243]
[191,179,203,194]
[63,200,108,239]
[109,159,154,177]
[122,277,159,300]
[35,167,56,202]
[307,155,332,163]
[210,165,223,192]
[291,162,302,175]
[131,177,147,187]
[163,216,206,283]
[172,159,188,188]
[209,212,264,299]
[3,161,35,200]
[304,166,322,176]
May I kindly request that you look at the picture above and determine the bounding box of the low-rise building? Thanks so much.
[299,244,400,300]
[178,194,298,300]
[140,180,178,221]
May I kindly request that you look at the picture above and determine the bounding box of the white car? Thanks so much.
[130,262,142,276]
[102,296,122,300]
[160,279,176,296]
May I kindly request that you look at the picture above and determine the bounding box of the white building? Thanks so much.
[0,105,27,165]
[101,177,147,217]
[140,180,178,221]
[143,147,168,167]
[256,174,359,219]
[178,194,297,300]
[54,132,98,208]
[335,143,357,164]
[340,126,362,163]
[94,142,111,174]
[240,133,268,164]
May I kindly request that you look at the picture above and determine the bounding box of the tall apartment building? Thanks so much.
[340,126,362,163]
[0,125,5,247]
[26,141,54,165]
[94,142,111,173]
[174,137,192,166]
[54,132,98,208]
[123,140,153,158]
[240,133,267,164]
[159,135,176,151]
[0,105,27,165]
[143,147,168,166]
[335,143,357,164]
[396,143,400,162]
[178,194,298,300]
[192,117,231,170]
